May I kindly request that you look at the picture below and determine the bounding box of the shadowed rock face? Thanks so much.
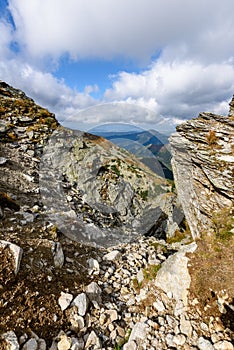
[0,81,180,247]
[170,106,234,239]
[40,127,176,246]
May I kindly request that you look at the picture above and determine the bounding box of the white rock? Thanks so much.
[22,338,38,350]
[173,334,186,346]
[2,331,19,350]
[128,322,147,342]
[0,240,23,274]
[0,157,7,165]
[106,309,118,322]
[58,292,73,311]
[153,300,165,312]
[197,337,214,350]
[103,250,121,261]
[85,281,102,303]
[213,341,234,350]
[85,331,101,349]
[87,258,100,274]
[123,341,137,350]
[136,269,144,284]
[180,315,193,337]
[51,241,64,268]
[155,242,197,305]
[72,292,89,316]
[57,334,72,350]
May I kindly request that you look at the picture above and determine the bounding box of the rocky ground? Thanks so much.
[0,81,233,349]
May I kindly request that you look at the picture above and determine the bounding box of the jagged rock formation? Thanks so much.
[1,81,233,349]
[40,127,180,246]
[0,80,58,208]
[170,105,234,239]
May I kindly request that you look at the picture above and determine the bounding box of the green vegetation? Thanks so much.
[143,264,161,280]
[212,206,234,241]
[139,189,148,201]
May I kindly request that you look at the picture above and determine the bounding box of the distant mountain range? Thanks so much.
[91,129,173,180]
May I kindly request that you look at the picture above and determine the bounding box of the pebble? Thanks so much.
[72,293,89,316]
[58,292,73,311]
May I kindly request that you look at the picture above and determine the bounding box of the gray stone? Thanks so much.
[72,292,89,316]
[51,241,64,269]
[0,157,7,165]
[155,242,197,305]
[37,339,47,350]
[2,331,19,350]
[180,315,193,337]
[85,281,102,304]
[0,240,23,274]
[197,337,214,350]
[85,331,101,349]
[170,110,234,239]
[58,291,73,311]
[103,250,121,261]
[128,322,147,343]
[22,338,38,350]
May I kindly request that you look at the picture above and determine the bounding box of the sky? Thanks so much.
[1,0,234,133]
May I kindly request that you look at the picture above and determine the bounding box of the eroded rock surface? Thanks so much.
[170,108,234,239]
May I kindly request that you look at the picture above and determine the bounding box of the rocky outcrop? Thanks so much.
[170,107,234,239]
[39,127,180,246]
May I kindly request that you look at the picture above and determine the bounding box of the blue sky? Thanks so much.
[1,0,234,133]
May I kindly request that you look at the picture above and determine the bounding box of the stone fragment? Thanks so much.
[197,337,214,350]
[85,331,101,349]
[173,334,186,346]
[128,322,147,343]
[180,315,193,337]
[0,157,7,165]
[51,241,64,268]
[155,242,197,305]
[213,341,234,350]
[2,331,19,350]
[37,339,47,350]
[153,300,165,312]
[72,292,89,316]
[106,309,118,322]
[136,269,144,284]
[85,281,102,304]
[123,341,137,350]
[87,258,100,274]
[0,240,23,274]
[57,334,72,350]
[103,250,121,261]
[58,291,73,311]
[22,338,38,350]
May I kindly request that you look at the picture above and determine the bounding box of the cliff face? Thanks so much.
[170,99,234,239]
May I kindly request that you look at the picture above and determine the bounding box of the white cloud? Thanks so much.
[0,59,96,121]
[1,0,234,132]
[104,60,234,121]
[8,0,234,63]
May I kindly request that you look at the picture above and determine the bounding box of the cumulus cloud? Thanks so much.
[8,0,234,63]
[104,60,234,122]
[0,59,96,121]
[0,0,234,132]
